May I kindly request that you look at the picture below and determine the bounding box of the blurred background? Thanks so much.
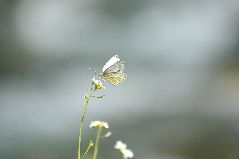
[1,0,239,159]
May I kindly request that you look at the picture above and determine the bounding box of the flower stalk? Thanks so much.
[78,77,105,159]
[92,127,103,159]
[78,85,93,159]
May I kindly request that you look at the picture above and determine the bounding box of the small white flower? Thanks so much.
[92,77,105,90]
[121,149,134,159]
[114,141,127,150]
[89,121,109,129]
[115,141,134,159]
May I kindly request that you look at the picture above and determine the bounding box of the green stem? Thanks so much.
[93,127,103,159]
[78,88,93,159]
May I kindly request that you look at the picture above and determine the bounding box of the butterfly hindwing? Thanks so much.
[101,72,127,85]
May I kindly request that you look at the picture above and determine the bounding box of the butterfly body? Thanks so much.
[100,55,127,85]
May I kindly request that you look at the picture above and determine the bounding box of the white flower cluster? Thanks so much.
[89,122,134,158]
[92,77,105,90]
[89,121,109,129]
[115,141,134,159]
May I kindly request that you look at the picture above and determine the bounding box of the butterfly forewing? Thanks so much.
[104,60,124,73]
[102,55,120,72]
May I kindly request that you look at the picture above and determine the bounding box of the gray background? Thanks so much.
[1,0,239,159]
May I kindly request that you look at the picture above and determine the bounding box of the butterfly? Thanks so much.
[99,55,127,85]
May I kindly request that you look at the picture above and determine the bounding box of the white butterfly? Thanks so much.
[100,55,127,85]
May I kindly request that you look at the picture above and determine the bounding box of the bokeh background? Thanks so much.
[1,0,239,159]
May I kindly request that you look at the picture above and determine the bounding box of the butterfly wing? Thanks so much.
[101,55,127,85]
[101,72,127,85]
[104,60,124,73]
[102,55,120,72]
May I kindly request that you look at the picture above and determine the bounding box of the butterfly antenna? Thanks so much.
[88,66,100,77]
[94,71,98,76]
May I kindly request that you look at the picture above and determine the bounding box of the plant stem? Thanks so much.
[78,89,93,159]
[93,127,103,159]
[82,139,94,159]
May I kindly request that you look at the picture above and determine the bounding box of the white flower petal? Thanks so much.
[92,77,105,90]
[89,121,109,129]
[102,122,109,128]
[90,121,100,128]
[122,149,134,159]
[115,141,134,159]
[114,141,127,150]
